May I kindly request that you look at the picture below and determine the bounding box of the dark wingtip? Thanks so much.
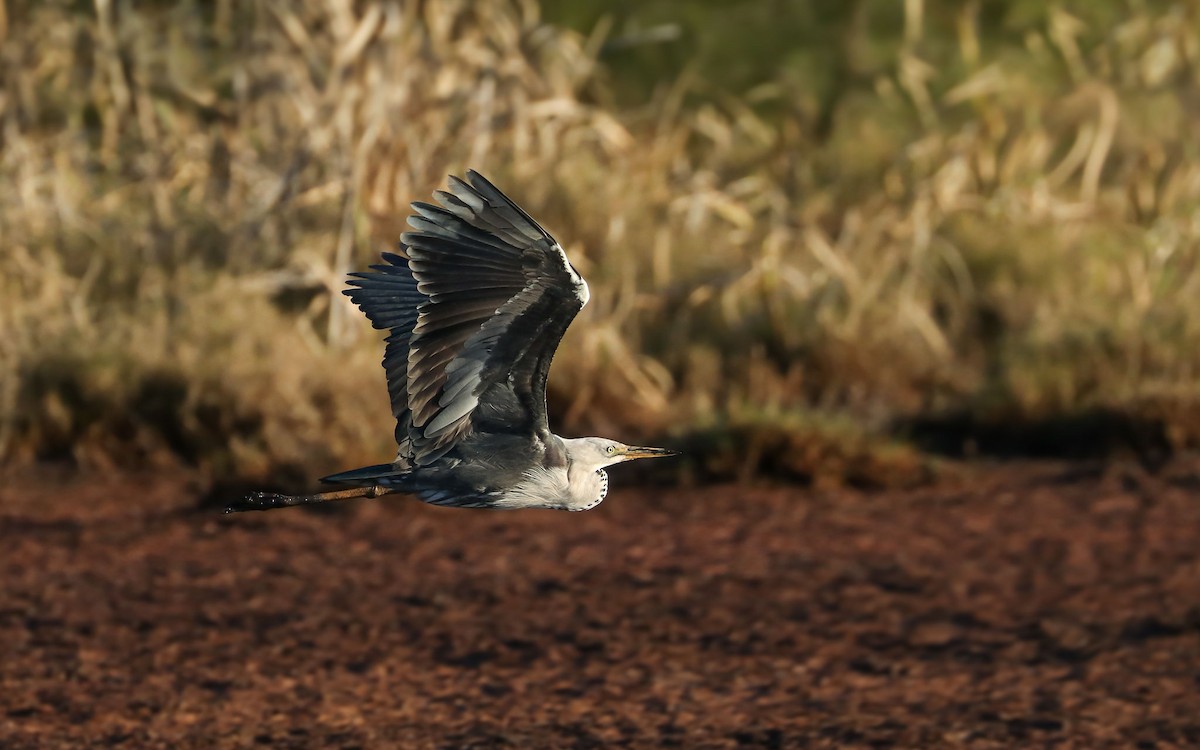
[465,169,504,197]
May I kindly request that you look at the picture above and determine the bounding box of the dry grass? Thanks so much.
[3,1,1200,484]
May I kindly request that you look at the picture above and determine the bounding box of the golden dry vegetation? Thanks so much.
[2,0,1200,485]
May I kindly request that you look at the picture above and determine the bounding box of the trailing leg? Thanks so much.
[223,485,392,514]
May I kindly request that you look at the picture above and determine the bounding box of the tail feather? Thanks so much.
[320,463,410,486]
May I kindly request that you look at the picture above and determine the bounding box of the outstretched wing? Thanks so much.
[346,170,589,467]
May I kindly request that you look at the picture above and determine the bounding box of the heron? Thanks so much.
[225,171,675,514]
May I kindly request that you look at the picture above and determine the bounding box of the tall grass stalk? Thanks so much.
[2,1,1199,483]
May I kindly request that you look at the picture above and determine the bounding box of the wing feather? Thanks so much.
[342,171,589,466]
[341,254,421,448]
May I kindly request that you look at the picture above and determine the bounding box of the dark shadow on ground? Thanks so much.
[899,408,1174,470]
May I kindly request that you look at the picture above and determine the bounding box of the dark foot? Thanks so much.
[223,491,303,514]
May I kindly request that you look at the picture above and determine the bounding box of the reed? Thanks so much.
[3,1,1199,484]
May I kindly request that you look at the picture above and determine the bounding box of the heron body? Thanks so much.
[227,171,673,514]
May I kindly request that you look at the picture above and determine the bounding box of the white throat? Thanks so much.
[565,464,608,512]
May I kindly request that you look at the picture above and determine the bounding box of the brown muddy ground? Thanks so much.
[2,464,1200,749]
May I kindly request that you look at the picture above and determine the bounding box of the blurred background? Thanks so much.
[3,0,1199,488]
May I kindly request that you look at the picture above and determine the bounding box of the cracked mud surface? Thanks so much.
[2,465,1200,748]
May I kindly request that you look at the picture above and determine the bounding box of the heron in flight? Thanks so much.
[226,171,674,514]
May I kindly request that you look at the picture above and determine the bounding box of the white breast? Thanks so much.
[493,465,571,510]
[493,465,609,512]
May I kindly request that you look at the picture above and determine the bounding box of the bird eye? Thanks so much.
[606,445,616,455]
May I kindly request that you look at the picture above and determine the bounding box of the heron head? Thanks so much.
[572,437,678,471]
